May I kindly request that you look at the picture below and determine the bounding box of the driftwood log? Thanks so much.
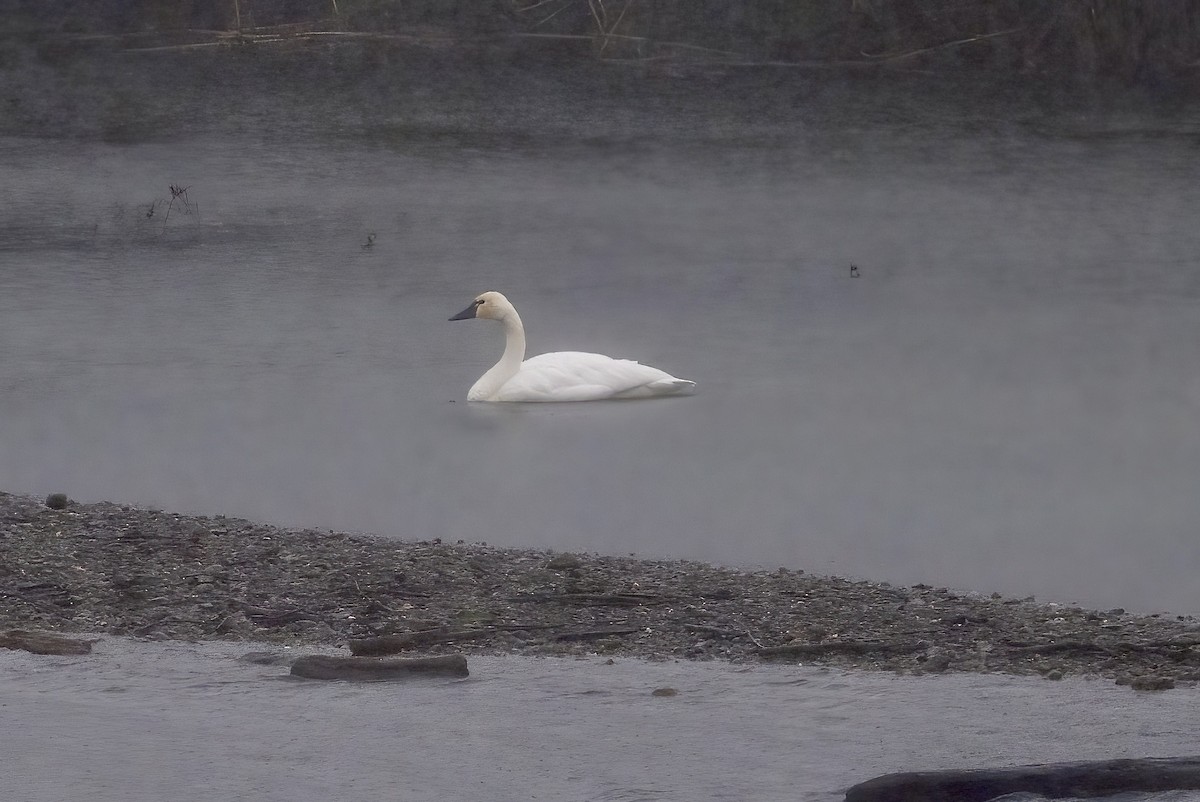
[512,592,666,606]
[0,629,95,655]
[844,756,1200,802]
[290,653,469,681]
[758,640,925,659]
[349,623,640,656]
[349,629,493,655]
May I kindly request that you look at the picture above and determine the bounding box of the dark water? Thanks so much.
[2,84,1200,615]
[3,637,1199,802]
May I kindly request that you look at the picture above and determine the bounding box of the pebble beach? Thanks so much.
[3,490,1198,689]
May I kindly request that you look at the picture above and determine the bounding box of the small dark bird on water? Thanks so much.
[850,264,859,277]
[362,233,376,250]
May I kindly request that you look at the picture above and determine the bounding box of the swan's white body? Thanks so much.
[450,291,695,403]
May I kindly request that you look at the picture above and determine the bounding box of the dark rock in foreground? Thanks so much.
[844,756,1200,802]
[290,654,469,681]
[239,651,297,667]
[1129,675,1176,691]
[0,629,94,655]
[44,493,70,510]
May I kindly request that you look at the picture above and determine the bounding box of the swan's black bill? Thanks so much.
[449,303,478,321]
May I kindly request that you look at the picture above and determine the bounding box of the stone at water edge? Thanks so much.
[290,654,469,681]
[239,651,297,667]
[0,630,95,655]
[843,756,1200,802]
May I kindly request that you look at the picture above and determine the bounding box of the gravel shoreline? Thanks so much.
[2,491,1198,688]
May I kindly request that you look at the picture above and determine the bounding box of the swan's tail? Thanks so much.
[646,378,696,396]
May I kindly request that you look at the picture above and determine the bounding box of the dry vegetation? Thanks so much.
[4,0,1198,82]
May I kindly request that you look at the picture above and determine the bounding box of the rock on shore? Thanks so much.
[844,756,1200,802]
[289,653,469,681]
[2,491,1198,685]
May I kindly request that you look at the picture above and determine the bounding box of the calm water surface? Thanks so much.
[2,124,1199,614]
[3,637,1199,802]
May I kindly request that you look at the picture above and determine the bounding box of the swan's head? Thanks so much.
[449,291,512,322]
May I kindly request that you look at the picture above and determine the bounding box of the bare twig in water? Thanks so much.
[585,0,606,35]
[598,0,633,55]
[536,3,573,28]
[160,184,197,233]
[511,31,739,58]
[861,27,1022,62]
[514,0,565,14]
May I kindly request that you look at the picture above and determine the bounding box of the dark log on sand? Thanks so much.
[351,623,641,655]
[844,756,1200,802]
[553,626,640,642]
[758,640,925,659]
[0,629,95,655]
[349,629,493,655]
[290,653,469,681]
[513,592,666,606]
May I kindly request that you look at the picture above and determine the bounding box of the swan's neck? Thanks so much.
[470,309,526,400]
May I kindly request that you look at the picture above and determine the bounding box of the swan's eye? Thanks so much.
[475,299,485,306]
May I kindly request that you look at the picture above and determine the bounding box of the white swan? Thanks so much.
[449,291,695,402]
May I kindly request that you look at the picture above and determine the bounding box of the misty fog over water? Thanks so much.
[2,61,1199,616]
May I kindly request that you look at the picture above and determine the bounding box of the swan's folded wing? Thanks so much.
[498,352,692,402]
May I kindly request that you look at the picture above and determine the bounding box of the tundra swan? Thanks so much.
[449,291,695,402]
